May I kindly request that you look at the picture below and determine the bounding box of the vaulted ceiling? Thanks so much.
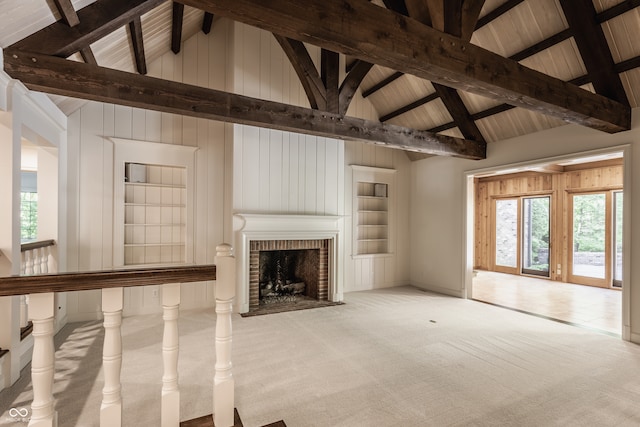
[2,0,639,161]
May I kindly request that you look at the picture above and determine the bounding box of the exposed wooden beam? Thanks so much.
[616,54,640,73]
[509,28,573,62]
[433,84,484,141]
[172,2,185,54]
[475,0,524,29]
[381,0,409,16]
[339,60,374,115]
[52,0,80,27]
[273,35,326,110]
[2,49,486,159]
[559,0,629,105]
[79,47,98,65]
[11,0,164,58]
[202,12,214,34]
[321,49,340,113]
[128,18,147,75]
[596,0,640,23]
[181,0,629,133]
[362,71,403,98]
[459,0,486,40]
[380,92,439,122]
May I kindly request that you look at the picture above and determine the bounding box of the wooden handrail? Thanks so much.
[21,239,56,252]
[0,264,216,297]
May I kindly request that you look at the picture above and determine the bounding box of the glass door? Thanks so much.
[521,196,550,277]
[493,198,520,274]
[569,192,609,287]
[613,191,623,288]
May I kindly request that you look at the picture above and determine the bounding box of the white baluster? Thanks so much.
[161,283,181,427]
[21,251,27,275]
[33,249,42,275]
[101,288,123,427]
[214,244,235,427]
[25,250,34,275]
[40,247,49,274]
[28,293,57,427]
[20,295,29,328]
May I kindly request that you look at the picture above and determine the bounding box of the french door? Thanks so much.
[493,196,551,277]
[569,190,623,288]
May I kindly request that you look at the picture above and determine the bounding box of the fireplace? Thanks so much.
[234,214,344,313]
[250,239,329,311]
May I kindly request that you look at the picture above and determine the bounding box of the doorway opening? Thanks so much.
[466,149,627,336]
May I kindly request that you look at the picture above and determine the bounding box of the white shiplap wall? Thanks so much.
[65,21,233,320]
[231,21,411,291]
[66,19,411,320]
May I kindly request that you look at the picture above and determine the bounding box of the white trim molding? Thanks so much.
[233,213,344,313]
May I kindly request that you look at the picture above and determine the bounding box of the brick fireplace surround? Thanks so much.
[249,239,329,311]
[234,214,344,313]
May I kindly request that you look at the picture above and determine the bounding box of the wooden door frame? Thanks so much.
[567,190,612,288]
[491,196,521,274]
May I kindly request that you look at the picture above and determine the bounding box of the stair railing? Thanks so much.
[0,243,236,427]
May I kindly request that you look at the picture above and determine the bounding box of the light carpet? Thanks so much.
[2,286,640,426]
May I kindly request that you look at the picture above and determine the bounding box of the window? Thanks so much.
[20,171,38,242]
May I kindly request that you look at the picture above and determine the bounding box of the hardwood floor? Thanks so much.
[472,270,622,335]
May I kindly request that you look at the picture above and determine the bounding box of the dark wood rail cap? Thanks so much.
[0,264,217,297]
[21,239,56,252]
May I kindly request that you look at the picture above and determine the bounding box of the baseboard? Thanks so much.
[629,331,640,344]
[408,281,464,298]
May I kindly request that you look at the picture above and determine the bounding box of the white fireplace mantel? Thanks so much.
[233,214,345,313]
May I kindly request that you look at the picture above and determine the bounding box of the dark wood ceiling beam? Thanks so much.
[181,0,629,132]
[362,71,403,98]
[273,34,326,110]
[51,0,98,65]
[128,18,147,74]
[380,92,439,122]
[339,60,374,115]
[509,28,573,62]
[616,54,640,73]
[79,48,98,65]
[596,0,640,23]
[321,49,340,113]
[381,0,409,16]
[2,49,486,159]
[171,2,185,54]
[433,83,484,141]
[475,0,525,29]
[11,0,165,58]
[559,0,629,105]
[202,12,214,34]
[52,0,80,27]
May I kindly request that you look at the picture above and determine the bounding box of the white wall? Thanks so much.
[409,110,640,342]
[64,21,233,320]
[231,21,412,292]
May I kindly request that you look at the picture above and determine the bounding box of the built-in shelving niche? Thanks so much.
[112,138,197,267]
[351,165,396,257]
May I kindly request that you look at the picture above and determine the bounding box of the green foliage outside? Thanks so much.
[573,193,605,252]
[526,197,550,260]
[21,192,38,242]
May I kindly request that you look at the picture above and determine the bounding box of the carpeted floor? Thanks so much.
[2,286,640,426]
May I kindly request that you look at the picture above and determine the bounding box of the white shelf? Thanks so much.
[124,243,185,247]
[354,180,389,255]
[125,182,186,189]
[124,203,185,207]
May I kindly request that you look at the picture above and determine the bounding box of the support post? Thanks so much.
[28,292,57,427]
[100,287,123,427]
[214,244,235,427]
[161,283,181,427]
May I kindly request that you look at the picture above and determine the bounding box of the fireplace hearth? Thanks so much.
[234,213,344,314]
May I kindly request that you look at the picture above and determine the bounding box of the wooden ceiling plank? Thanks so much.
[172,2,185,54]
[362,71,403,98]
[10,0,165,58]
[128,17,147,75]
[339,60,374,115]
[3,49,486,160]
[273,34,327,110]
[202,12,214,34]
[180,0,629,133]
[559,0,629,105]
[475,0,524,29]
[321,49,340,113]
[52,0,80,27]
